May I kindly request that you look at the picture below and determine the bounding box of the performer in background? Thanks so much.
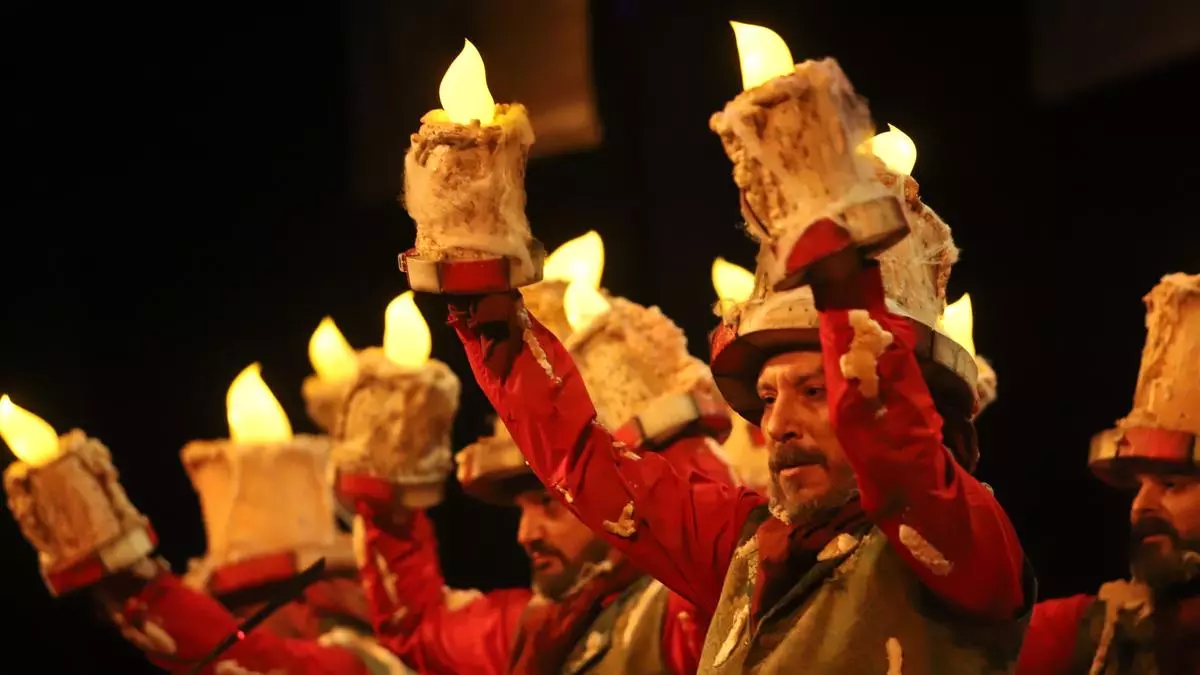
[1017,273,1200,675]
[339,279,739,675]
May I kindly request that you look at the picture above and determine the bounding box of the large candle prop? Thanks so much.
[301,316,361,433]
[401,39,544,294]
[520,230,606,341]
[710,22,906,290]
[181,365,335,566]
[1,396,153,595]
[332,292,461,508]
[1122,273,1200,433]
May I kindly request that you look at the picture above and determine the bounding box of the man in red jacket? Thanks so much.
[429,155,1032,672]
[1017,273,1200,675]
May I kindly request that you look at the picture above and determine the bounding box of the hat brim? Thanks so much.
[1089,427,1199,488]
[461,468,544,507]
[711,317,978,425]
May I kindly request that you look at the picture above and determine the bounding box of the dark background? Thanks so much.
[3,1,1198,671]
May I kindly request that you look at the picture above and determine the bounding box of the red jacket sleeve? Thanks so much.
[448,300,766,619]
[1016,595,1095,675]
[661,591,709,675]
[110,571,370,675]
[355,508,531,675]
[816,266,1027,621]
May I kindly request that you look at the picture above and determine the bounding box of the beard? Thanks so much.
[1129,517,1200,594]
[766,443,858,525]
[528,536,612,601]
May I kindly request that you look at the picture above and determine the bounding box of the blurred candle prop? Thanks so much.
[332,292,461,509]
[711,21,905,289]
[861,124,917,177]
[401,38,544,293]
[302,316,361,433]
[521,231,606,341]
[1,396,154,595]
[182,365,336,570]
[712,257,757,316]
[939,294,976,357]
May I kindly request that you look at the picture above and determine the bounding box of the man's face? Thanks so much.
[514,489,611,601]
[1129,472,1200,591]
[756,351,858,524]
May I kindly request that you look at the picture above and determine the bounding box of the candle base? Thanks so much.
[332,350,461,508]
[399,239,546,294]
[3,431,156,595]
[301,375,352,434]
[1121,273,1200,434]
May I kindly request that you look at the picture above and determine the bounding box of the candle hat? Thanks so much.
[1090,273,1200,487]
[180,435,357,596]
[563,292,733,448]
[456,417,541,506]
[709,169,979,467]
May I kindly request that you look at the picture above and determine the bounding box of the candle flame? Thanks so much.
[543,231,605,290]
[226,363,294,444]
[438,39,496,125]
[308,317,360,384]
[939,294,976,357]
[383,291,432,368]
[862,123,917,176]
[0,395,61,467]
[712,257,756,304]
[730,21,795,91]
[564,280,611,332]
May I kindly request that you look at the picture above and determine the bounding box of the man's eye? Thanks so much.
[759,393,776,406]
[804,386,826,399]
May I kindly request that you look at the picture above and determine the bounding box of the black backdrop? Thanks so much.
[3,2,1198,671]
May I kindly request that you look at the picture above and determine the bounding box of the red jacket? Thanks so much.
[110,570,374,674]
[354,448,714,675]
[445,277,1026,625]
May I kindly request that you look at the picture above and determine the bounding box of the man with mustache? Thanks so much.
[340,281,738,675]
[438,157,1032,672]
[1017,272,1200,675]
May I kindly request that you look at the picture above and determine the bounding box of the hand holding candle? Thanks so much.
[711,22,906,290]
[332,292,461,509]
[1,396,155,595]
[401,39,543,294]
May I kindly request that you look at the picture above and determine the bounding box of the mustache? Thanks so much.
[524,540,564,562]
[769,444,827,473]
[1130,517,1179,546]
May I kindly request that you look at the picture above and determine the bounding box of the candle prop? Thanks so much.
[710,21,906,290]
[333,292,461,509]
[939,294,998,412]
[400,39,545,294]
[1,396,154,595]
[182,365,336,568]
[711,256,758,320]
[302,316,361,433]
[1122,274,1200,434]
[519,230,606,341]
[563,283,715,432]
[720,414,771,490]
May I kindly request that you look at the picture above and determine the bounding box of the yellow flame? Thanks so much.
[862,123,917,176]
[939,293,976,357]
[0,395,61,467]
[730,21,795,91]
[564,280,612,332]
[438,39,496,125]
[226,363,294,444]
[543,231,605,290]
[712,257,756,303]
[383,291,432,368]
[308,316,360,384]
